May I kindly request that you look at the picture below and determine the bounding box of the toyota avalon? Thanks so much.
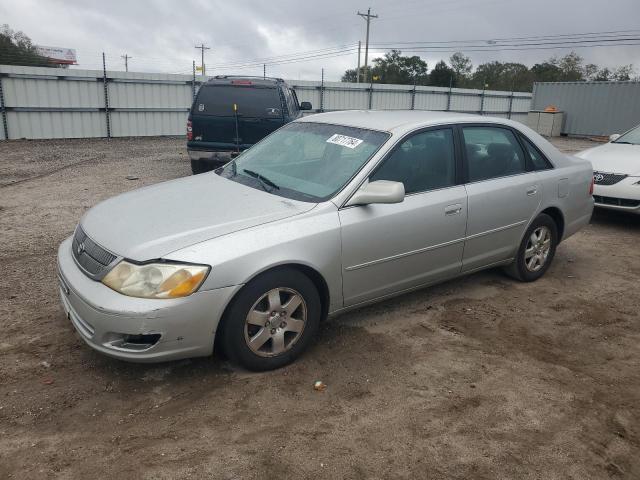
[58,111,594,371]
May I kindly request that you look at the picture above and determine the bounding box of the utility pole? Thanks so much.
[121,54,131,72]
[195,43,210,77]
[357,8,378,83]
[263,64,266,79]
[356,41,361,83]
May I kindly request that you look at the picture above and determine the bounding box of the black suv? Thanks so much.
[187,76,312,174]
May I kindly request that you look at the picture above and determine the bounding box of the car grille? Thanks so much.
[593,195,640,208]
[72,226,118,278]
[593,171,627,186]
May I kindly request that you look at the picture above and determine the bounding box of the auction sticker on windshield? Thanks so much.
[326,134,363,149]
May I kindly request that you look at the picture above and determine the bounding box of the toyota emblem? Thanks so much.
[594,173,604,182]
[77,242,85,255]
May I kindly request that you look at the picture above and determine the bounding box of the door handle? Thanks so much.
[445,204,463,216]
[526,186,538,196]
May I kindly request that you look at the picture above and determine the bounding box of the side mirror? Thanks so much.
[345,180,405,207]
[609,133,621,142]
[299,101,312,111]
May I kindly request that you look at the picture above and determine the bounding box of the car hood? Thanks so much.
[81,173,316,261]
[576,143,640,176]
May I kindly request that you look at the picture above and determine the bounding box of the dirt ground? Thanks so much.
[0,136,639,480]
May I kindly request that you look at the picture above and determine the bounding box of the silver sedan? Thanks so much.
[57,111,594,370]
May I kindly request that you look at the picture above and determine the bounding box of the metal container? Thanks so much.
[532,81,640,137]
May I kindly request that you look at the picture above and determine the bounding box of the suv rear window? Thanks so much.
[194,85,282,118]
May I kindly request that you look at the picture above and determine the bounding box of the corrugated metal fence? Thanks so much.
[532,81,640,136]
[0,65,532,140]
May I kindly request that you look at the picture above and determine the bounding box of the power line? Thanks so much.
[370,30,640,46]
[373,37,640,52]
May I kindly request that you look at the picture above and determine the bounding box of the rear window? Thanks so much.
[193,85,282,118]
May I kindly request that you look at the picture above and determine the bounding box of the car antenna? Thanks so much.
[233,103,240,155]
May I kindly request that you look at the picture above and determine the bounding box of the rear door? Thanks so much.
[460,125,541,271]
[191,84,284,149]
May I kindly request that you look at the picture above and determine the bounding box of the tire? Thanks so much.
[504,213,558,282]
[190,159,210,175]
[219,268,321,371]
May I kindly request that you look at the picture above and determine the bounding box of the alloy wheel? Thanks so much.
[524,226,552,272]
[244,287,307,357]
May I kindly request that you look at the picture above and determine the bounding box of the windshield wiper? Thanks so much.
[242,169,280,191]
[614,141,634,144]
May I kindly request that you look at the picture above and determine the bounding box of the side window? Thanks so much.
[462,127,527,182]
[291,89,301,110]
[282,88,297,117]
[520,135,552,170]
[370,128,456,194]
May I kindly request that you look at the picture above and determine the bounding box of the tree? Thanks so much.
[0,24,50,67]
[531,62,563,83]
[341,68,359,82]
[593,67,612,81]
[449,52,472,85]
[612,65,634,81]
[341,48,635,89]
[341,50,428,85]
[370,50,429,85]
[584,63,599,81]
[429,60,455,87]
[553,51,584,81]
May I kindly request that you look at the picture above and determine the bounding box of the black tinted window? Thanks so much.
[371,129,456,194]
[462,127,526,182]
[283,88,297,116]
[521,135,551,170]
[194,85,282,118]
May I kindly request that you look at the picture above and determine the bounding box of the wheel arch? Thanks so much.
[217,262,331,337]
[539,206,565,241]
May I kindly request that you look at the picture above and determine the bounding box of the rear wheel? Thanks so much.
[219,268,321,371]
[504,213,558,282]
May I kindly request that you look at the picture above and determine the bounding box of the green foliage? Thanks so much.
[450,52,472,83]
[0,24,51,67]
[342,50,428,84]
[372,50,429,84]
[341,49,636,91]
[429,60,455,87]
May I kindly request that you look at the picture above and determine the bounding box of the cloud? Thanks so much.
[1,0,638,80]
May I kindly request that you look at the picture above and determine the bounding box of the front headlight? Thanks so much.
[102,261,209,299]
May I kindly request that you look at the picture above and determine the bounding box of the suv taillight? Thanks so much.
[589,175,594,195]
[186,119,193,141]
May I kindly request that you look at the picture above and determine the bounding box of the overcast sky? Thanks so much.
[2,0,639,81]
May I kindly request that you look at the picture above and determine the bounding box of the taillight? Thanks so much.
[589,175,594,195]
[186,119,192,141]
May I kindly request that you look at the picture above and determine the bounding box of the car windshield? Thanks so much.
[218,122,390,202]
[614,125,640,145]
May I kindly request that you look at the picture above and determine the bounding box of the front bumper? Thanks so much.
[593,180,640,214]
[57,237,241,363]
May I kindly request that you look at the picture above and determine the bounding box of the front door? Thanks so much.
[339,127,468,307]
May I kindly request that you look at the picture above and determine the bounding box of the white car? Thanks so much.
[576,124,640,214]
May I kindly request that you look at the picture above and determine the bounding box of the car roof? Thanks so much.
[296,110,515,134]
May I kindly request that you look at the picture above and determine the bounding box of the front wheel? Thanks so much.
[219,268,321,371]
[504,213,558,282]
